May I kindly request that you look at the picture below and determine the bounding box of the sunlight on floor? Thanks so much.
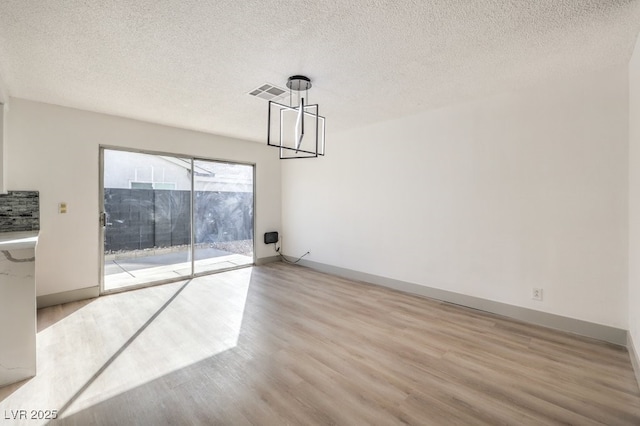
[0,268,252,425]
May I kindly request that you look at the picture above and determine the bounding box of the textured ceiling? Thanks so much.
[0,0,639,143]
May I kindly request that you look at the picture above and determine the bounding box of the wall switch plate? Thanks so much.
[532,288,543,301]
[58,202,67,214]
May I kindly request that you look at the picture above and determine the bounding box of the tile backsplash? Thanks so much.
[0,191,40,232]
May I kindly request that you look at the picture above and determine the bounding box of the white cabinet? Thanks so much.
[0,231,38,387]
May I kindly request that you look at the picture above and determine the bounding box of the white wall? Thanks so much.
[0,72,7,194]
[0,102,5,194]
[6,98,281,297]
[283,66,629,328]
[629,33,640,354]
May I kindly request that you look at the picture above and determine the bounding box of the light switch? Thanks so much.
[59,202,67,214]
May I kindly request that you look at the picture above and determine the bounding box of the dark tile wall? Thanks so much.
[104,188,252,252]
[0,191,40,232]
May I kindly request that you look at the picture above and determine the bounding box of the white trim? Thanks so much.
[37,286,100,309]
[256,256,280,265]
[297,259,627,345]
[0,70,8,104]
[0,102,5,194]
[628,333,640,390]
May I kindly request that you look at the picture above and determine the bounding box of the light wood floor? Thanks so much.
[1,262,639,425]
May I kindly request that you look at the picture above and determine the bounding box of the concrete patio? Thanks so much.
[104,247,253,290]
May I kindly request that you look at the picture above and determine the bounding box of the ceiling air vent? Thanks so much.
[248,83,289,102]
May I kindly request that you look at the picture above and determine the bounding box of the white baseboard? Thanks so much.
[37,259,280,308]
[255,256,280,265]
[35,257,627,347]
[37,286,100,309]
[628,333,640,389]
[297,259,627,346]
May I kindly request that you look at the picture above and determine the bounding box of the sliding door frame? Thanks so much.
[98,145,256,295]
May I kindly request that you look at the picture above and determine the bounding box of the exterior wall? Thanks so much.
[103,149,254,192]
[103,150,192,190]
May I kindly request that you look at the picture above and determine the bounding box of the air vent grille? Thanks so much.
[248,83,289,102]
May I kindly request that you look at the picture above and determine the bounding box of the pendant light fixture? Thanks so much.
[267,75,325,159]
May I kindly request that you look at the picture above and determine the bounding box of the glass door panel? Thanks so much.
[103,150,192,291]
[193,160,254,274]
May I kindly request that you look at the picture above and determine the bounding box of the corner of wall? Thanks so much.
[255,256,280,266]
[628,29,640,390]
[628,333,640,390]
[37,286,100,309]
[0,101,6,194]
[0,67,8,105]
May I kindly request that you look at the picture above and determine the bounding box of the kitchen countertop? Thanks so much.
[0,231,39,250]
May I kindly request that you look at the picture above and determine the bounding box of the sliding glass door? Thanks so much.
[193,160,254,274]
[100,148,254,292]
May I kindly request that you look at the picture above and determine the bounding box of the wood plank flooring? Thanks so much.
[1,262,639,425]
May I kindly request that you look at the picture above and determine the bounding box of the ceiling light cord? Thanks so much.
[274,243,309,264]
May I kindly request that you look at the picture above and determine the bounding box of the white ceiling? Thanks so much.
[0,0,639,143]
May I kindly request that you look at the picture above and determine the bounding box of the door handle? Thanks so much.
[100,212,112,227]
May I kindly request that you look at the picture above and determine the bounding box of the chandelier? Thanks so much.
[267,75,325,159]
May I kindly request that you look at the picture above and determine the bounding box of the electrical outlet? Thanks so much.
[532,288,543,301]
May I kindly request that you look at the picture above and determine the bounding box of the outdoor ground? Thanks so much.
[103,240,254,290]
